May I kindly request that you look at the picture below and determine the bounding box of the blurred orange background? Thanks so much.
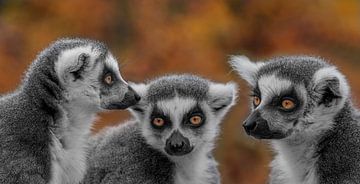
[0,1,359,183]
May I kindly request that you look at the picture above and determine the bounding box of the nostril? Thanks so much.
[171,142,184,149]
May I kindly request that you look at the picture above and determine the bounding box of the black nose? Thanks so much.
[242,111,277,139]
[243,118,269,136]
[165,130,193,156]
[128,86,141,102]
[170,141,185,151]
[104,86,140,110]
[134,93,141,101]
[243,120,257,133]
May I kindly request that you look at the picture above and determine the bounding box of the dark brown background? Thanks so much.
[0,1,359,183]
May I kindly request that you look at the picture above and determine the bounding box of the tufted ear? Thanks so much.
[229,55,264,87]
[312,66,350,108]
[128,82,149,120]
[208,82,238,117]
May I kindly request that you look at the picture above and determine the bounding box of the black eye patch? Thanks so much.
[182,105,206,128]
[100,66,119,86]
[269,88,301,112]
[251,86,261,97]
[150,106,172,130]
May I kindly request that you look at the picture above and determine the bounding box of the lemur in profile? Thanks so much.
[82,74,237,184]
[230,55,360,184]
[0,38,140,184]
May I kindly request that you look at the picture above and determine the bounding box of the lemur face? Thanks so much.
[130,75,237,157]
[230,55,349,140]
[144,97,214,156]
[54,39,140,111]
[244,74,307,139]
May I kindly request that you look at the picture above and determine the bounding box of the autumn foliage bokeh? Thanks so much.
[0,1,359,183]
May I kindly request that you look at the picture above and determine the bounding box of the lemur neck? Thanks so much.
[48,103,97,184]
[172,145,215,184]
[57,103,97,149]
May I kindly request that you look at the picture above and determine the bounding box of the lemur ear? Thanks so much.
[68,53,90,80]
[128,82,149,119]
[208,82,238,115]
[229,55,264,87]
[312,67,350,107]
[57,52,91,83]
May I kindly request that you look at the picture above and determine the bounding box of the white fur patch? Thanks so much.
[156,97,197,130]
[55,46,100,83]
[49,104,97,184]
[173,146,217,184]
[129,82,148,99]
[229,55,264,86]
[271,140,319,184]
[105,54,126,84]
[258,75,292,107]
[208,82,238,115]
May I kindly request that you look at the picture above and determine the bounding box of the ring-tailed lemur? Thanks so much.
[230,55,360,184]
[81,74,237,184]
[0,38,140,184]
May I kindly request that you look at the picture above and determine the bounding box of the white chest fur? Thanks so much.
[49,106,96,184]
[173,149,216,184]
[271,140,319,184]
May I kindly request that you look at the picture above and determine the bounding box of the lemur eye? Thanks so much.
[104,74,113,85]
[281,99,296,110]
[152,118,165,127]
[189,115,203,126]
[253,96,261,107]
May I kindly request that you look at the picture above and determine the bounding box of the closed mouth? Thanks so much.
[165,146,194,156]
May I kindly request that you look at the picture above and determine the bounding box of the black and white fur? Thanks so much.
[0,38,140,184]
[230,55,360,184]
[82,74,237,184]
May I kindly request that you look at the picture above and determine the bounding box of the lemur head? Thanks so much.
[47,38,140,111]
[129,75,237,157]
[230,55,350,140]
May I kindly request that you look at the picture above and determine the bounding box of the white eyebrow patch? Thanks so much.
[156,97,197,128]
[104,54,125,84]
[104,54,119,73]
[258,74,292,104]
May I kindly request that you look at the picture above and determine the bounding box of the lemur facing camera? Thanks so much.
[0,38,140,184]
[82,74,237,184]
[230,55,360,184]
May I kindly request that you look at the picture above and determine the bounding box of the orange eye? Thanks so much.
[189,115,203,126]
[104,75,113,85]
[281,99,296,110]
[253,96,261,106]
[152,118,165,127]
